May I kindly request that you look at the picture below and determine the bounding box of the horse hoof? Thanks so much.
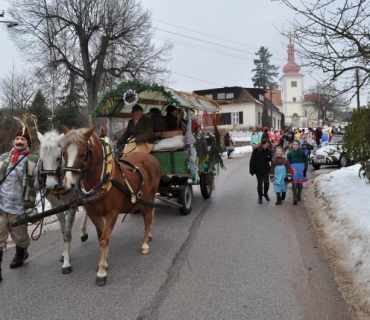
[141,248,150,255]
[96,276,107,286]
[62,266,72,274]
[81,234,88,242]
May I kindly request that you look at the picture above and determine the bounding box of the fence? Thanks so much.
[229,130,252,142]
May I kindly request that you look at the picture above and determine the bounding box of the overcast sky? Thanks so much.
[0,0,334,99]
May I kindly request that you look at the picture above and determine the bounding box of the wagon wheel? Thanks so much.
[178,182,193,215]
[200,172,213,199]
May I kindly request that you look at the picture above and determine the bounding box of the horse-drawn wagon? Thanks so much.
[92,79,224,215]
[9,81,224,285]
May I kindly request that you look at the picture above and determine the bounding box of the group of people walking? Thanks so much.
[249,137,308,205]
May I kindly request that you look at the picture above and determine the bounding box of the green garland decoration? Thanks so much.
[92,79,180,117]
[194,127,225,173]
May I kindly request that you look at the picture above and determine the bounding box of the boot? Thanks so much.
[263,187,270,201]
[281,192,286,200]
[297,188,302,201]
[10,245,29,269]
[257,187,263,204]
[276,193,282,205]
[0,250,2,282]
[292,185,298,204]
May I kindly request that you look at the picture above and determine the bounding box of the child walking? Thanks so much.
[287,140,308,205]
[270,146,293,205]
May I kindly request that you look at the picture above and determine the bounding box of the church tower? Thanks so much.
[280,36,305,128]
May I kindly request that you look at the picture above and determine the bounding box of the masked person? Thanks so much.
[0,127,39,281]
[115,104,154,154]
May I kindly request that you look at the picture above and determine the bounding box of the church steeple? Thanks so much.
[282,34,301,75]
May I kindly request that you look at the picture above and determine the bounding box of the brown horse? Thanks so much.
[60,126,161,286]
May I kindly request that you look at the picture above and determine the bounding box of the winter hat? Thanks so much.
[166,105,177,113]
[263,126,269,132]
[148,107,161,115]
[131,104,143,113]
[253,129,258,134]
[14,127,32,147]
[288,130,294,135]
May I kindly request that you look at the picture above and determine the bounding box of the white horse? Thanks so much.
[37,130,89,274]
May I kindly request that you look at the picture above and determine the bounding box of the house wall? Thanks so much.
[218,102,282,130]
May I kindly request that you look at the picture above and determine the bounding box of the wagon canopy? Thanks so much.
[92,80,221,118]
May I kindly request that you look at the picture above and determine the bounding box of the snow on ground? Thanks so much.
[305,164,370,319]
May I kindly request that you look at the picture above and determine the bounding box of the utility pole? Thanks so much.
[356,69,360,110]
[269,89,277,128]
[270,89,273,128]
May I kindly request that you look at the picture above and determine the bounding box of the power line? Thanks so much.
[152,19,287,59]
[171,71,227,87]
[153,27,287,63]
[152,35,257,61]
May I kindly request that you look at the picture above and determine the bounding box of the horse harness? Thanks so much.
[62,138,168,209]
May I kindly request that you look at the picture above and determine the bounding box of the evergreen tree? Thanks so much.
[28,89,51,133]
[342,107,370,177]
[251,46,279,90]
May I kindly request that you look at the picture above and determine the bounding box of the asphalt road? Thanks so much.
[0,153,354,320]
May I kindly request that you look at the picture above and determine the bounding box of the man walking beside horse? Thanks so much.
[0,127,39,282]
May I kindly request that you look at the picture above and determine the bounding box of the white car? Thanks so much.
[310,134,352,170]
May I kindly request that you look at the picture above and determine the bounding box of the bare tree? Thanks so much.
[8,0,173,124]
[0,64,38,117]
[305,83,349,125]
[280,0,370,103]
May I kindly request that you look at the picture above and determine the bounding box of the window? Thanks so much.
[291,81,297,87]
[258,112,261,125]
[217,93,226,100]
[231,112,239,124]
[225,92,234,99]
[259,94,264,102]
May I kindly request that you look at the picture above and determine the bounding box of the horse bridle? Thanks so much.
[62,139,113,199]
[62,140,92,176]
[40,155,63,177]
[39,153,66,194]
